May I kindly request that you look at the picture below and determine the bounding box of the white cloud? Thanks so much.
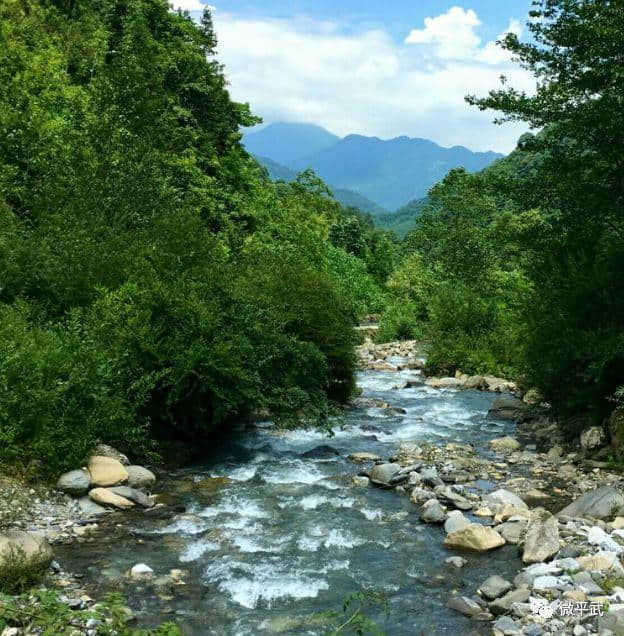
[476,19,523,65]
[405,7,481,59]
[211,7,534,153]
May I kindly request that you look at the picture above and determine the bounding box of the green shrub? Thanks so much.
[0,546,50,596]
[0,590,179,635]
[325,246,385,318]
[377,253,428,342]
[377,300,423,342]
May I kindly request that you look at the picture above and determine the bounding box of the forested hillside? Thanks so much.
[0,0,392,475]
[380,0,624,441]
[376,197,428,237]
[290,134,501,210]
[254,155,389,216]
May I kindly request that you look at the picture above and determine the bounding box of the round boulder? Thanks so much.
[0,531,53,568]
[126,465,156,489]
[369,463,401,487]
[87,455,128,487]
[56,469,90,496]
[420,499,446,524]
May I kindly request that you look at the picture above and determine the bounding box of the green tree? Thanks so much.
[468,0,624,431]
[0,0,361,474]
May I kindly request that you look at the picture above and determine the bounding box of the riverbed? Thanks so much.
[56,363,523,634]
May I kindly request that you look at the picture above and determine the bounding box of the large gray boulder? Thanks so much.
[410,487,434,504]
[522,508,560,563]
[489,587,530,615]
[498,519,527,544]
[369,463,401,487]
[126,466,156,489]
[446,596,483,617]
[483,489,528,511]
[557,485,624,520]
[0,531,53,568]
[436,485,473,510]
[478,575,512,600]
[108,486,153,508]
[77,496,108,517]
[420,466,443,487]
[598,608,624,634]
[487,396,525,421]
[420,499,446,524]
[444,511,471,535]
[56,469,90,496]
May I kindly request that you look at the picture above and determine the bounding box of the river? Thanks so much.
[57,360,524,635]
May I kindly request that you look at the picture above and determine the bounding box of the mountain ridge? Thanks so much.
[243,122,504,211]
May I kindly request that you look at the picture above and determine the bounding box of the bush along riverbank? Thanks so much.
[352,340,624,634]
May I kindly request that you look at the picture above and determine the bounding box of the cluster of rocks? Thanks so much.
[355,339,426,372]
[56,445,157,516]
[356,337,521,396]
[356,338,614,460]
[0,553,190,635]
[446,485,624,635]
[349,433,624,634]
[0,443,163,623]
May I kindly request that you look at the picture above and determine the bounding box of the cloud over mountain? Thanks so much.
[211,5,534,152]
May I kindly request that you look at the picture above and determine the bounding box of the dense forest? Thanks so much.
[381,0,624,442]
[0,0,392,476]
[0,0,622,479]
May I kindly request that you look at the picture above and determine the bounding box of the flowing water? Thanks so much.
[58,363,523,635]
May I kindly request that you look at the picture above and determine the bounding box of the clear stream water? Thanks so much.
[58,364,524,635]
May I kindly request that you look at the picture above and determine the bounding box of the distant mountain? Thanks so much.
[290,134,503,211]
[330,188,388,216]
[254,155,388,217]
[244,122,340,165]
[255,155,297,182]
[244,122,503,212]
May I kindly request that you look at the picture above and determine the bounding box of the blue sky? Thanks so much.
[174,1,536,152]
[202,1,533,41]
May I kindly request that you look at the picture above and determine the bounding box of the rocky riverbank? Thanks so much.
[353,338,624,635]
[0,445,169,634]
